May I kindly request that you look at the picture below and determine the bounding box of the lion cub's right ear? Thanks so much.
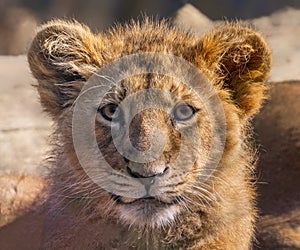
[27,20,104,118]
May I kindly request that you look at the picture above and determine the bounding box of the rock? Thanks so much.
[0,174,46,227]
[0,56,51,175]
[0,174,46,250]
[172,4,214,35]
[251,8,300,82]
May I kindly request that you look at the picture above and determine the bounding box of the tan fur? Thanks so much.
[27,18,271,249]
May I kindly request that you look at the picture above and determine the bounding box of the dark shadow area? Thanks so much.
[0,210,45,250]
[253,81,300,249]
[254,81,300,216]
[191,0,300,19]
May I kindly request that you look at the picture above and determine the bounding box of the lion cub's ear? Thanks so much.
[191,24,272,118]
[27,20,103,118]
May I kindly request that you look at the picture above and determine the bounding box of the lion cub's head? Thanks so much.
[28,19,271,229]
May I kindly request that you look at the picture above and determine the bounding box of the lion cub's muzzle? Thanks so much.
[126,159,169,191]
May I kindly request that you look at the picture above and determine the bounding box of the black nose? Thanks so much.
[126,166,169,179]
[126,166,169,187]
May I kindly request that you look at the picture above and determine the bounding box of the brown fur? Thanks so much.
[26,18,271,249]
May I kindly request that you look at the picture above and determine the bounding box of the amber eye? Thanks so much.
[172,103,196,122]
[98,104,121,122]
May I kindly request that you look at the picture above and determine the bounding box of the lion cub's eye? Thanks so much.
[98,104,121,122]
[172,103,196,122]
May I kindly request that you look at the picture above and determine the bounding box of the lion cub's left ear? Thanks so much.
[27,20,104,118]
[191,24,272,119]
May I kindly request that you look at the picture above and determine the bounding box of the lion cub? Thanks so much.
[27,18,271,249]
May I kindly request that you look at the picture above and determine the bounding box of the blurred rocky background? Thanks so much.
[0,0,299,55]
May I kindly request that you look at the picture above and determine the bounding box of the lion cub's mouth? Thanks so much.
[111,194,181,206]
[111,193,182,228]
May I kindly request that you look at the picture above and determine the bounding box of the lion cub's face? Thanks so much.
[93,74,212,227]
[28,20,271,229]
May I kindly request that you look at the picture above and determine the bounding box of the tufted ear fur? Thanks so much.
[27,20,103,118]
[192,23,272,118]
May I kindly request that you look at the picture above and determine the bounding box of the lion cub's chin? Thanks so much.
[116,197,181,228]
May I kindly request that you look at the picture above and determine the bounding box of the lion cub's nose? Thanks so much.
[126,160,169,178]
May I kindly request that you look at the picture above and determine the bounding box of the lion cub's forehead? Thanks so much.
[102,73,201,107]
